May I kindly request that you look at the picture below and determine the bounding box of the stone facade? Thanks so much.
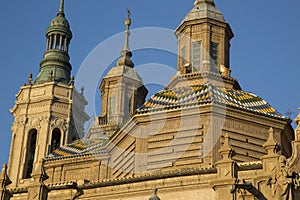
[2,0,300,200]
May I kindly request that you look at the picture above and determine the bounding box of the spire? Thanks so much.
[123,8,131,52]
[117,9,134,68]
[58,0,65,16]
[35,0,73,84]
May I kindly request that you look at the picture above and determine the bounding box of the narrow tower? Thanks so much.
[8,0,89,187]
[93,10,148,137]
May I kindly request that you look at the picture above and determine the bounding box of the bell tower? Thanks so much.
[94,10,148,137]
[8,0,89,187]
[170,0,240,89]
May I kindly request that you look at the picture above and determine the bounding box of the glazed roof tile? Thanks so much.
[137,84,285,119]
[47,138,108,159]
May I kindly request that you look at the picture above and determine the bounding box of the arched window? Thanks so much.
[50,128,61,153]
[24,129,37,179]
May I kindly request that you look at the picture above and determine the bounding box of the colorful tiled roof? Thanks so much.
[47,138,108,159]
[137,84,285,119]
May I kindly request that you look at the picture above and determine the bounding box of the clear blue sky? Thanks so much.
[0,0,300,166]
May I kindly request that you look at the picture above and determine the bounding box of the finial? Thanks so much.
[81,86,85,95]
[69,75,74,85]
[123,8,131,51]
[127,8,131,19]
[58,0,65,16]
[263,127,279,156]
[218,133,235,160]
[117,9,134,68]
[28,73,33,85]
[2,163,7,171]
[285,108,294,119]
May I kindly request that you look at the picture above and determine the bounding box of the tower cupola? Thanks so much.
[172,0,239,89]
[35,0,73,84]
[96,10,148,136]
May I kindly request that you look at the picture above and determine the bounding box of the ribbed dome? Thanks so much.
[45,0,72,38]
[46,14,72,38]
[50,15,70,29]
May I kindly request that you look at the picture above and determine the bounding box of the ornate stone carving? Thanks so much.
[267,156,300,200]
[51,118,67,132]
[39,115,50,124]
[26,117,41,130]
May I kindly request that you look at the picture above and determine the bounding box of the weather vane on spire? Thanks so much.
[117,8,134,68]
[126,8,131,18]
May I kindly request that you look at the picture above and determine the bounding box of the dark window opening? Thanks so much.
[24,129,37,179]
[210,42,219,66]
[62,36,66,51]
[50,128,61,153]
[55,35,61,49]
[66,40,70,52]
[50,35,55,49]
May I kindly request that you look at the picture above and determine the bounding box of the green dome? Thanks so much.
[46,14,72,38]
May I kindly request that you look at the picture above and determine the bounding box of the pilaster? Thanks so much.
[27,160,48,200]
[211,133,238,200]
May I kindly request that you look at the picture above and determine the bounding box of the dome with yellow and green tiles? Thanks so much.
[136,84,286,119]
[47,138,109,159]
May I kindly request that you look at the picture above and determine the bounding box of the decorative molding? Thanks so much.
[53,103,69,110]
[14,117,27,128]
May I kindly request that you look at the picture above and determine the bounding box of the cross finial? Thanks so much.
[285,108,294,119]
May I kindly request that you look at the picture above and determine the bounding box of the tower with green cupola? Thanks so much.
[35,0,72,84]
[7,0,89,188]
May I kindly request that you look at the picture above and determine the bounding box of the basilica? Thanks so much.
[1,0,300,199]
